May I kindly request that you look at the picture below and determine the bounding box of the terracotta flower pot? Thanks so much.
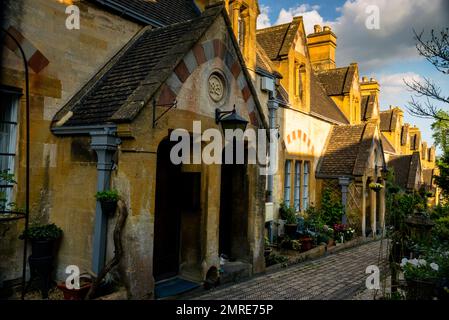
[57,281,92,300]
[300,237,313,252]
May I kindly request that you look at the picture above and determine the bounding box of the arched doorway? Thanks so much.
[219,143,249,261]
[153,139,203,283]
[153,139,182,281]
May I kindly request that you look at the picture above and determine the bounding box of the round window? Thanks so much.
[208,72,226,102]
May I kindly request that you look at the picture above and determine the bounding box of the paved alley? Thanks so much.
[192,240,388,300]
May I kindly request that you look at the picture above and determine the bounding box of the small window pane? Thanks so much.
[294,161,301,211]
[284,160,291,206]
[0,94,18,210]
[303,161,310,211]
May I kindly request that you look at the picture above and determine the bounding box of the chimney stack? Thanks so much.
[307,24,337,71]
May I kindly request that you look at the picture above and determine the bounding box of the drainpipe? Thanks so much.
[266,94,279,203]
[90,128,120,275]
[338,177,351,224]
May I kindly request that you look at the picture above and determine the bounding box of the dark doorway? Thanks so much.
[153,140,182,281]
[219,143,249,261]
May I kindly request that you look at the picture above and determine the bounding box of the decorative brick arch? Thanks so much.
[284,129,315,156]
[4,26,49,73]
[157,39,257,126]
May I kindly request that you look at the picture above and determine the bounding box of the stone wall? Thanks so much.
[0,0,141,286]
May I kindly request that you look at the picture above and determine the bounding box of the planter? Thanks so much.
[300,237,313,252]
[31,240,55,258]
[284,224,298,238]
[57,279,92,300]
[405,278,437,300]
[264,247,273,258]
[100,200,117,215]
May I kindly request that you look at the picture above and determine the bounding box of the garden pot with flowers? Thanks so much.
[95,190,119,216]
[333,223,355,244]
[369,182,384,192]
[400,257,440,300]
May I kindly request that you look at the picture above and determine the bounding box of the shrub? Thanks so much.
[320,189,343,226]
[279,202,297,224]
[265,253,288,267]
[95,190,119,202]
[19,223,63,241]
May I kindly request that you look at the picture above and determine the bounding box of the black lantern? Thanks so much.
[215,105,248,131]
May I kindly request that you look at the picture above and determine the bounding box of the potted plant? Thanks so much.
[95,189,119,215]
[19,223,63,258]
[264,236,272,257]
[280,202,297,238]
[401,257,440,300]
[369,182,384,192]
[57,275,92,300]
[299,235,313,252]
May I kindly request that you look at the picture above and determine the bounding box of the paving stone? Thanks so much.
[190,240,388,300]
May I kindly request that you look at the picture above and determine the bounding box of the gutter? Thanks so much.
[51,124,117,136]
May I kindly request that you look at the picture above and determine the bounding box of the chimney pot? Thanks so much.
[323,26,331,32]
[370,77,375,82]
[314,25,322,33]
[362,76,368,82]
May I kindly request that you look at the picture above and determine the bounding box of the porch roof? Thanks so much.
[52,5,222,128]
[316,122,380,178]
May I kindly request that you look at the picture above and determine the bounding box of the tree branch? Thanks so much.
[86,200,128,300]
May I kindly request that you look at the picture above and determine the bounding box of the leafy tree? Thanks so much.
[431,110,449,153]
[405,28,449,120]
[435,152,449,199]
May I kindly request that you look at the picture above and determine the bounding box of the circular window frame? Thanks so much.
[207,70,228,105]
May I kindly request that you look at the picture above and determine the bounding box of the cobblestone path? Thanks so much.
[193,240,388,300]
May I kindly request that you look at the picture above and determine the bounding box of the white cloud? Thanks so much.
[257,5,272,29]
[274,4,327,35]
[330,0,449,72]
[378,72,424,96]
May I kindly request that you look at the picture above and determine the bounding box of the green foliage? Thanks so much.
[0,170,18,212]
[279,202,297,224]
[401,258,441,281]
[431,110,449,154]
[265,253,289,267]
[19,223,63,241]
[95,190,119,202]
[320,189,344,226]
[435,152,449,200]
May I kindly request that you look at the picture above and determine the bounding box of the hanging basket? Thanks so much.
[100,200,117,216]
[369,182,384,192]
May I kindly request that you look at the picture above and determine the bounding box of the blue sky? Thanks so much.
[257,0,449,152]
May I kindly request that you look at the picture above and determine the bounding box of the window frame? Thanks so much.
[283,160,292,206]
[0,93,19,209]
[302,161,310,211]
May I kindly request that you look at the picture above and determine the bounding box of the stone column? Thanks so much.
[338,177,350,224]
[90,128,119,275]
[379,183,386,236]
[370,188,377,238]
[361,179,367,238]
